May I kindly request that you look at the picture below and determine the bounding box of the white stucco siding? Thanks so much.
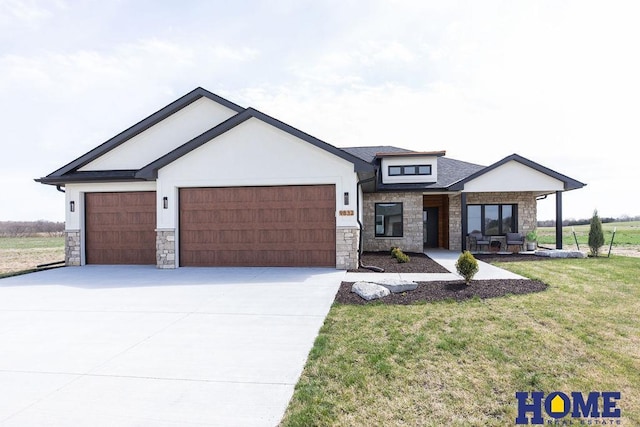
[79,98,238,171]
[381,156,438,184]
[64,182,157,230]
[463,161,565,192]
[156,118,359,229]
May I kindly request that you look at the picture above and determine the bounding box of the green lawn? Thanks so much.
[537,221,640,247]
[281,256,640,426]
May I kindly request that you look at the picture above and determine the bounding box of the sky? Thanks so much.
[1,0,639,222]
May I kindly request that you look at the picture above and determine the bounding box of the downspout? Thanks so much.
[356,176,384,272]
[56,185,65,193]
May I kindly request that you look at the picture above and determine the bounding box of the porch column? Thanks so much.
[461,192,467,252]
[555,191,563,249]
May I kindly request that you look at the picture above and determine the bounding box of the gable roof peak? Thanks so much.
[449,152,586,191]
[39,87,245,180]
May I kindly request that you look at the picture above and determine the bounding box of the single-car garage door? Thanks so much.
[85,192,156,264]
[180,185,336,267]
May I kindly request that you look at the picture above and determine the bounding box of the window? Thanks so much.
[388,165,432,176]
[417,165,431,175]
[389,166,402,176]
[468,205,482,234]
[467,204,517,236]
[375,203,403,237]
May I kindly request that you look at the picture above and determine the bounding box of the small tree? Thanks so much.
[588,209,605,257]
[456,251,479,285]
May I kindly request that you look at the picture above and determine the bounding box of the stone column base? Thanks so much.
[65,230,81,266]
[156,229,177,269]
[336,227,359,270]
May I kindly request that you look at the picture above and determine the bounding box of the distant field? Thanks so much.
[537,221,640,257]
[0,223,638,276]
[0,236,65,276]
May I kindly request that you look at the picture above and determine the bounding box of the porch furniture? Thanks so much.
[469,232,490,252]
[489,235,505,252]
[506,232,525,253]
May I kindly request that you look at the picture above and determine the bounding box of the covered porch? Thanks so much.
[450,154,586,252]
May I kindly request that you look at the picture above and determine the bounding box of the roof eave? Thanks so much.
[375,150,446,158]
[35,170,145,185]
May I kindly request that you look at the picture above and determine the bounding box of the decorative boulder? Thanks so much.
[536,250,587,259]
[351,282,391,301]
[371,278,418,293]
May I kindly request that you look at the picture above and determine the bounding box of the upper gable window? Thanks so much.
[388,165,432,176]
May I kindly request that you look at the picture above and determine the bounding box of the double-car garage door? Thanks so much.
[179,185,336,267]
[85,185,336,267]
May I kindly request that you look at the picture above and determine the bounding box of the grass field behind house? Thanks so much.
[537,221,640,249]
[0,236,64,276]
[281,256,640,426]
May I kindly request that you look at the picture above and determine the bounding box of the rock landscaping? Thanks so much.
[351,281,391,301]
[535,249,587,258]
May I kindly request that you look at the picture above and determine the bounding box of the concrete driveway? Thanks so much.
[0,266,344,426]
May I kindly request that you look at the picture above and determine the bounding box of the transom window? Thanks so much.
[375,203,403,237]
[467,204,517,236]
[388,165,432,176]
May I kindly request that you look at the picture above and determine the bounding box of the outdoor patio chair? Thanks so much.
[506,232,525,252]
[469,232,490,252]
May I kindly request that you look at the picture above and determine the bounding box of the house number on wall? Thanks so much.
[339,210,355,216]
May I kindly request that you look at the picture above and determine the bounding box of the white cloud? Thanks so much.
[0,0,55,28]
[1,0,640,221]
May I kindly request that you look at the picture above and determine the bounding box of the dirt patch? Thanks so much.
[0,247,65,274]
[352,251,450,273]
[335,279,548,305]
[474,253,554,263]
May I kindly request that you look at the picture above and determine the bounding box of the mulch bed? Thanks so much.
[341,251,551,304]
[351,251,450,273]
[335,279,548,305]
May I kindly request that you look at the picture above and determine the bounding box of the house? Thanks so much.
[36,87,585,270]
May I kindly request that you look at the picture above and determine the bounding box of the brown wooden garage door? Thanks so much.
[85,192,156,264]
[179,185,336,267]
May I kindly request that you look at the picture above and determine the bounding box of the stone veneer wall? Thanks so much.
[65,230,81,266]
[336,227,359,270]
[448,192,537,251]
[156,229,177,269]
[448,194,462,251]
[362,192,423,253]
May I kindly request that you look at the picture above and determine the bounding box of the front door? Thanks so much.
[423,207,439,248]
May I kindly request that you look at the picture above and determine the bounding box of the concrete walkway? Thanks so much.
[344,249,526,282]
[0,266,343,426]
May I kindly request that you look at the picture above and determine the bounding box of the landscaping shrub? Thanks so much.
[390,247,410,263]
[395,250,410,263]
[455,251,479,284]
[588,209,605,257]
